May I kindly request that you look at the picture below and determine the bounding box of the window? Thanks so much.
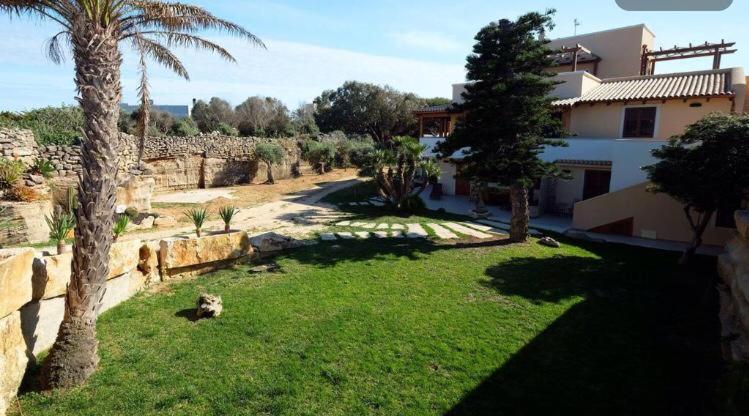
[622,107,657,138]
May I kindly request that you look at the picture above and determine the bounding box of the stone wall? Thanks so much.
[718,211,749,362]
[0,129,305,192]
[0,230,272,415]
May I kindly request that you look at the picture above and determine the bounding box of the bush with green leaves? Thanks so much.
[46,206,76,254]
[0,106,84,145]
[29,158,55,179]
[255,142,286,184]
[171,117,200,137]
[359,136,440,211]
[185,208,209,237]
[216,122,239,136]
[347,137,376,168]
[113,216,130,241]
[218,206,239,232]
[303,141,337,174]
[0,158,25,189]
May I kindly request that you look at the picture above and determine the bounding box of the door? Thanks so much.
[582,170,611,200]
[455,178,471,196]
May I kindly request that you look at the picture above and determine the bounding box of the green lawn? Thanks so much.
[15,229,724,415]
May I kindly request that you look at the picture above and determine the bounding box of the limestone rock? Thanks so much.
[159,232,254,272]
[249,232,300,253]
[538,237,561,248]
[20,296,65,357]
[736,211,749,241]
[196,293,223,319]
[137,241,160,285]
[0,248,36,319]
[33,239,142,300]
[116,176,155,212]
[153,215,178,228]
[0,312,28,416]
[0,200,53,246]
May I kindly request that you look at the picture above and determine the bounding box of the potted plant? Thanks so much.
[185,208,209,237]
[218,206,239,233]
[46,206,75,255]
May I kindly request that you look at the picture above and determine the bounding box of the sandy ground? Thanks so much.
[122,170,360,243]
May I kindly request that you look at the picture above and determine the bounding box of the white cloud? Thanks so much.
[387,30,467,54]
[0,33,466,110]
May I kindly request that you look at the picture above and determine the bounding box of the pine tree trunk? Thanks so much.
[510,184,530,243]
[42,21,122,389]
[266,161,275,184]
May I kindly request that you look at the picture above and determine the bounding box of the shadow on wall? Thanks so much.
[445,254,723,415]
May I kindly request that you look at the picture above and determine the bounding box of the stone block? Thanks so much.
[154,216,178,228]
[737,211,749,241]
[250,232,300,253]
[0,248,36,319]
[99,273,133,315]
[116,176,155,212]
[33,239,143,300]
[0,312,28,416]
[20,296,64,357]
[159,232,254,272]
[0,200,53,246]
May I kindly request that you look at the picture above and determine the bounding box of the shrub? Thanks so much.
[255,142,285,184]
[5,184,39,202]
[171,118,200,137]
[113,216,130,241]
[303,141,337,174]
[124,207,139,220]
[348,138,376,168]
[29,158,55,179]
[216,122,239,136]
[185,208,209,237]
[0,158,25,189]
[218,206,238,233]
[0,106,84,145]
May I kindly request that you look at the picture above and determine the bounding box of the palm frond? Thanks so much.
[44,30,69,64]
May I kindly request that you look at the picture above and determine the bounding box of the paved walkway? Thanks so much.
[321,221,508,242]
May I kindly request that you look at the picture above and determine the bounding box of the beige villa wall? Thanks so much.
[568,97,734,139]
[547,24,654,79]
[573,182,735,246]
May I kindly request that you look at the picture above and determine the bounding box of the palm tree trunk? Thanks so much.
[266,161,275,184]
[510,184,530,243]
[43,21,122,389]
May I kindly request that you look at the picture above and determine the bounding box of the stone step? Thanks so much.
[406,224,429,238]
[442,222,493,239]
[336,232,355,240]
[426,223,459,239]
[376,223,390,229]
[320,233,337,241]
[355,231,371,239]
[374,231,389,238]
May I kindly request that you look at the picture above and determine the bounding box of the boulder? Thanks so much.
[0,248,36,319]
[196,293,223,319]
[249,232,301,253]
[126,216,155,232]
[159,232,254,272]
[737,211,749,241]
[0,312,29,416]
[116,176,155,212]
[538,237,561,248]
[0,200,53,246]
[153,215,178,228]
[33,239,143,300]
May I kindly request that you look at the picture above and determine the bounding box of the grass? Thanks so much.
[15,234,723,415]
[13,183,727,415]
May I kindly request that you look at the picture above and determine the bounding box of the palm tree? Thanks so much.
[0,0,263,389]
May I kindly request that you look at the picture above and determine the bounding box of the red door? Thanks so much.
[455,178,470,196]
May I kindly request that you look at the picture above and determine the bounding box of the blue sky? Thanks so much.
[0,0,747,111]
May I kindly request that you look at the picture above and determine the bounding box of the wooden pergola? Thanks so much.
[550,44,601,75]
[640,41,737,75]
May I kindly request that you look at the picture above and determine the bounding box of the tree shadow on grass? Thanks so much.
[446,252,723,415]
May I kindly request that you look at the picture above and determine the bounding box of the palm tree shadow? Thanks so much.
[446,252,723,415]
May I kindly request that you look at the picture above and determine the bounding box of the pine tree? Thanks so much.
[437,10,564,242]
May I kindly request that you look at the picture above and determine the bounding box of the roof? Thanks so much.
[414,104,454,114]
[555,159,612,167]
[552,68,735,107]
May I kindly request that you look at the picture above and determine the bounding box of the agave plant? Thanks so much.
[185,208,209,237]
[0,1,262,388]
[46,207,76,255]
[112,215,129,241]
[30,158,56,179]
[218,206,238,233]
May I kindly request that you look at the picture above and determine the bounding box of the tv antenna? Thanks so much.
[574,18,581,36]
